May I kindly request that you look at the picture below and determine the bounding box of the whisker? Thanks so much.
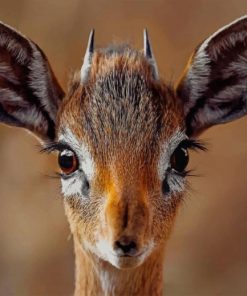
[42,172,61,179]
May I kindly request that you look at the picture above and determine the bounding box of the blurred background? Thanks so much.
[0,0,247,295]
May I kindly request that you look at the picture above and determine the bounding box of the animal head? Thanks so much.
[0,16,246,269]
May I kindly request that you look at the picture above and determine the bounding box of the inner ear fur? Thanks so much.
[176,16,247,137]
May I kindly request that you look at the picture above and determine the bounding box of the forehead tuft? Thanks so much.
[58,45,184,162]
[89,45,153,80]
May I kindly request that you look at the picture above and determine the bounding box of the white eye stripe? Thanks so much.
[61,174,86,198]
[80,144,95,180]
[58,127,95,182]
[157,129,187,181]
[166,173,186,194]
[157,129,188,198]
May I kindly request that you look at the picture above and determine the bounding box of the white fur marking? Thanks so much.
[158,129,188,197]
[158,129,187,180]
[58,128,95,198]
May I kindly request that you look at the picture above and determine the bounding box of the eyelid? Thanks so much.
[41,141,75,154]
[58,170,79,180]
[168,139,206,161]
[180,139,207,151]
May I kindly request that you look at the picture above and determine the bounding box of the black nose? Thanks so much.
[114,236,137,256]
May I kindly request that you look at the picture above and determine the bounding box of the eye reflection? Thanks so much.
[170,144,189,173]
[58,149,78,175]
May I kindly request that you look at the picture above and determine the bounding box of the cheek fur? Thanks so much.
[61,177,82,198]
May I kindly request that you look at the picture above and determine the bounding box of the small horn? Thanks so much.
[80,29,95,84]
[143,29,159,79]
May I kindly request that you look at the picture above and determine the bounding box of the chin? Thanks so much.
[107,253,147,269]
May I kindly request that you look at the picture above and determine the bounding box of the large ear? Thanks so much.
[0,22,64,141]
[176,16,247,137]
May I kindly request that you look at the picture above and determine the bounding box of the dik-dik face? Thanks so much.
[0,17,246,269]
[57,48,189,268]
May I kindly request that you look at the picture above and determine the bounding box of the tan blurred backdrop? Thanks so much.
[0,1,247,295]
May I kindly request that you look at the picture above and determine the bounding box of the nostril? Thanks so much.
[114,238,137,256]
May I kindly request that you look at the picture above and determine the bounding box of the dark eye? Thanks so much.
[170,144,189,173]
[58,149,78,175]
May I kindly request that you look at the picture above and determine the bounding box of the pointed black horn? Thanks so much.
[80,29,95,84]
[143,29,159,79]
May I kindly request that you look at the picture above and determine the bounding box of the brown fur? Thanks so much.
[58,46,184,295]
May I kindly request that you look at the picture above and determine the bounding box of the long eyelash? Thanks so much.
[174,169,190,178]
[178,169,203,178]
[182,139,207,152]
[40,141,72,154]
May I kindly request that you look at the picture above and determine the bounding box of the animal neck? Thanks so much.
[73,238,165,296]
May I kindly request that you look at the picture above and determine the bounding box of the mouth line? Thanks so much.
[112,251,145,259]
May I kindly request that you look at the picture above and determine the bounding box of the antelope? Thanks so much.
[0,16,246,296]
